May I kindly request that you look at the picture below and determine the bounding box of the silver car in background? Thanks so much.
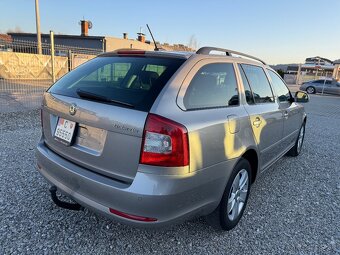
[36,47,309,230]
[300,78,340,95]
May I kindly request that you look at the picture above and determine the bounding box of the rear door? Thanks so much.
[332,82,340,95]
[238,64,284,170]
[267,69,302,149]
[313,80,325,93]
[176,60,250,172]
[43,55,184,183]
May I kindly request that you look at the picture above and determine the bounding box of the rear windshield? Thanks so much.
[49,56,185,111]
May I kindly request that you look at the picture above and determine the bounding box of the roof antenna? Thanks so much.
[146,24,163,51]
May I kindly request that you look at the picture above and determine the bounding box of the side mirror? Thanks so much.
[295,91,309,103]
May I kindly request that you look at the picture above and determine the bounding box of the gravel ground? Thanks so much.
[1,95,339,255]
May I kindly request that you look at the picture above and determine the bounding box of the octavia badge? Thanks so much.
[69,104,77,115]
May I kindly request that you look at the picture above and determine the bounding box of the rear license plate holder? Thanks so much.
[54,117,76,145]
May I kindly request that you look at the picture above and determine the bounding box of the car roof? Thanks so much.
[99,50,193,59]
[313,78,333,81]
[99,47,269,67]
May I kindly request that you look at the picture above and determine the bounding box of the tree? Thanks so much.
[277,69,285,78]
[188,35,198,50]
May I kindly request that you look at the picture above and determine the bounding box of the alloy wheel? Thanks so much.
[306,87,315,94]
[227,169,249,221]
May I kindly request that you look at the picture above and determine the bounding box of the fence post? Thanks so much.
[296,64,301,85]
[68,50,72,71]
[50,30,56,83]
[321,77,326,95]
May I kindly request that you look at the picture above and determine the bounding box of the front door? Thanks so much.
[267,69,302,149]
[239,64,284,170]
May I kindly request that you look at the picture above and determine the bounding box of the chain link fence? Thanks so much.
[0,38,103,113]
[283,64,336,85]
[284,73,334,85]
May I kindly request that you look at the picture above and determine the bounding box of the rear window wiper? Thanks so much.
[76,89,134,108]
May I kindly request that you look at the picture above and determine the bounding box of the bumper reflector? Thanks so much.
[109,208,157,222]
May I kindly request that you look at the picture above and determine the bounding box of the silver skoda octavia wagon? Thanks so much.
[36,47,309,230]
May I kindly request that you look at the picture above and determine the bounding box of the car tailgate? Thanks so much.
[42,93,146,183]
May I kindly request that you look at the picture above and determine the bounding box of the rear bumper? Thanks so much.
[36,140,236,228]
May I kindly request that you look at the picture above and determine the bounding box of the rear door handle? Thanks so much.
[253,117,262,128]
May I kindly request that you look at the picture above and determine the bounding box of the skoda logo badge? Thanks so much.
[69,104,77,115]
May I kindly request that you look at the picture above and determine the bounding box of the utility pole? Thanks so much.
[315,57,320,80]
[35,0,42,54]
[50,31,55,83]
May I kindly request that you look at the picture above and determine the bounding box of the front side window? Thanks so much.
[240,64,274,103]
[268,69,292,102]
[183,63,239,110]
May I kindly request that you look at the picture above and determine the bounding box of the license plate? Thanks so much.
[54,117,76,145]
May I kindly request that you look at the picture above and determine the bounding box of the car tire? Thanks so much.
[287,121,306,157]
[206,158,251,231]
[306,86,316,94]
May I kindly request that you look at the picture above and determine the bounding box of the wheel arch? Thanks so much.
[241,148,259,184]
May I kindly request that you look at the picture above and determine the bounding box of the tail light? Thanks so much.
[140,114,189,167]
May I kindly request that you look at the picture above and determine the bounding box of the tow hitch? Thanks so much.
[49,186,83,211]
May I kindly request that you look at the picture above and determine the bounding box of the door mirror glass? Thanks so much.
[295,91,309,103]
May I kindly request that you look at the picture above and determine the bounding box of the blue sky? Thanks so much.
[1,0,339,64]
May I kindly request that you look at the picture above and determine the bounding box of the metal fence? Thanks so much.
[284,73,334,85]
[0,37,103,113]
[0,38,103,56]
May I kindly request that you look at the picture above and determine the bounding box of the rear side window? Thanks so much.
[238,64,255,104]
[267,69,292,102]
[183,63,239,110]
[240,64,274,103]
[49,56,185,111]
[312,79,331,84]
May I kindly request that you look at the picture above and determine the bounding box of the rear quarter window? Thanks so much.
[183,63,239,110]
[49,56,185,112]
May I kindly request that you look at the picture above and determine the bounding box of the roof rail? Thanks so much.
[196,47,267,65]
